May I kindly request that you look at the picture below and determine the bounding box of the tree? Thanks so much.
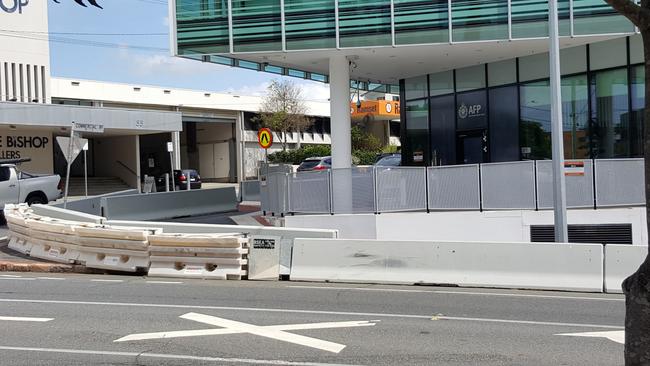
[602,2,650,364]
[255,80,313,151]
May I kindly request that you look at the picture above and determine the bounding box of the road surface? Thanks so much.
[0,273,625,365]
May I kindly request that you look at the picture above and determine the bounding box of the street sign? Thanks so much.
[167,142,174,152]
[56,136,88,164]
[74,123,104,134]
[258,128,273,149]
[564,160,585,176]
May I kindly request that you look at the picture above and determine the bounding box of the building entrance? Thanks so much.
[457,130,487,164]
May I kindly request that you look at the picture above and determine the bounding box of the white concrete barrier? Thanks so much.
[291,239,605,292]
[604,245,649,294]
[31,204,104,224]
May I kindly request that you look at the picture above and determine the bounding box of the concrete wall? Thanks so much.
[0,126,53,173]
[285,207,649,245]
[94,136,139,187]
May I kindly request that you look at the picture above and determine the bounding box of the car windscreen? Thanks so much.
[299,160,321,169]
[376,157,401,166]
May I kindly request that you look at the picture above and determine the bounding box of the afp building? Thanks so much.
[170,0,643,167]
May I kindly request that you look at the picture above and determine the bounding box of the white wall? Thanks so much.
[94,136,139,187]
[0,126,53,173]
[285,208,649,245]
[0,1,50,103]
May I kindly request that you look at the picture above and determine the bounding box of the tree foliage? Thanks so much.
[255,80,313,151]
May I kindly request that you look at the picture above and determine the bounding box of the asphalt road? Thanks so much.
[0,273,625,366]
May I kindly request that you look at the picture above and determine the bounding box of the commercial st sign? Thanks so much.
[0,0,29,13]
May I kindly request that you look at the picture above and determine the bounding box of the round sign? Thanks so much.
[258,128,273,149]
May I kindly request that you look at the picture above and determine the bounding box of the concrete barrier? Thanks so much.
[101,187,238,220]
[32,204,104,224]
[604,245,648,294]
[241,180,261,202]
[291,239,605,292]
[52,189,138,216]
[107,220,338,276]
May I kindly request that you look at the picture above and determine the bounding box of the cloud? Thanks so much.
[162,16,169,27]
[120,51,228,77]
[225,79,330,101]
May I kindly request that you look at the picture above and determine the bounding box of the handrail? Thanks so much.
[116,160,137,177]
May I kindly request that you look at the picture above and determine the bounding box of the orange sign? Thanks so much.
[258,128,273,149]
[351,100,401,121]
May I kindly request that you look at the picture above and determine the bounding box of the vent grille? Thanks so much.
[530,224,633,244]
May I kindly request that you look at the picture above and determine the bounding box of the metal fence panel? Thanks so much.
[536,160,594,209]
[331,167,376,214]
[481,161,536,210]
[265,172,289,215]
[428,165,480,210]
[376,167,427,212]
[289,170,331,214]
[595,158,645,207]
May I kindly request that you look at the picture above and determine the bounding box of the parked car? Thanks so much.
[0,158,62,209]
[297,156,331,172]
[155,169,202,191]
[374,153,402,167]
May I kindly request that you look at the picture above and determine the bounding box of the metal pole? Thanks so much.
[83,149,88,197]
[63,123,75,209]
[549,0,568,242]
[165,173,170,192]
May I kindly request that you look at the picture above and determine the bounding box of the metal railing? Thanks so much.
[260,159,646,216]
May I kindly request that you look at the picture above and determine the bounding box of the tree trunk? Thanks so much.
[281,131,287,152]
[623,30,650,366]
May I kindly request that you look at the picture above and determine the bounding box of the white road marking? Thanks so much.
[0,316,53,322]
[145,281,184,284]
[90,279,123,283]
[116,312,376,353]
[287,285,624,302]
[0,298,622,329]
[0,274,22,278]
[557,330,625,344]
[0,277,35,281]
[0,346,361,366]
[36,277,65,281]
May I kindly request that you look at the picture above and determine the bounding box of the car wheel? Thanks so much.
[26,195,46,206]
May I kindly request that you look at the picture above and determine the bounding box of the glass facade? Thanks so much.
[401,37,645,166]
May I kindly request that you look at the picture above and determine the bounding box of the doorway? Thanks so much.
[457,130,488,164]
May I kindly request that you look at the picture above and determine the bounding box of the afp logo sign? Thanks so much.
[458,103,484,119]
[0,0,29,14]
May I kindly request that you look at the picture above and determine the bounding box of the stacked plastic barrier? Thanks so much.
[5,204,35,255]
[74,225,159,272]
[147,233,249,280]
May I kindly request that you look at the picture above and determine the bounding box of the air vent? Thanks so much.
[530,224,633,244]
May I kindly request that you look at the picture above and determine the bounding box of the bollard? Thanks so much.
[165,173,170,192]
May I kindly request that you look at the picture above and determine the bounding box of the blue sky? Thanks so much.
[47,0,329,99]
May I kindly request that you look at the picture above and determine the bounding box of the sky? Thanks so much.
[47,0,330,100]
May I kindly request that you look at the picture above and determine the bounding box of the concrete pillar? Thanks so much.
[172,131,181,170]
[135,135,142,193]
[329,55,353,213]
[329,55,351,169]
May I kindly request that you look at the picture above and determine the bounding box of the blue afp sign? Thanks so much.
[0,0,29,14]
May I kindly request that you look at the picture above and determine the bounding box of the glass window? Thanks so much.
[630,35,643,65]
[456,89,487,131]
[560,45,587,75]
[285,0,336,50]
[456,65,485,92]
[590,68,631,158]
[232,0,282,52]
[339,0,392,47]
[488,59,516,87]
[519,75,589,160]
[572,0,635,35]
[404,99,429,165]
[589,38,627,71]
[519,53,549,82]
[429,71,454,96]
[489,86,520,162]
[451,0,508,42]
[394,0,448,45]
[404,75,428,100]
[510,0,570,38]
[176,0,230,54]
[430,95,457,165]
[630,66,644,157]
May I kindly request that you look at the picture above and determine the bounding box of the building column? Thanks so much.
[135,135,142,193]
[329,55,351,169]
[172,131,181,170]
[329,55,353,213]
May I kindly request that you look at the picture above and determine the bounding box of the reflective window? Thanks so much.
[285,0,336,50]
[630,66,644,157]
[429,71,454,96]
[404,99,429,165]
[510,0,570,39]
[573,0,634,35]
[394,0,448,45]
[404,75,428,100]
[430,95,456,165]
[339,0,392,47]
[176,0,230,54]
[489,86,520,162]
[232,0,282,52]
[456,90,487,131]
[451,0,508,42]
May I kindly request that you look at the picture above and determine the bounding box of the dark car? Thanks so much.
[155,169,202,191]
[297,156,331,172]
[374,153,401,167]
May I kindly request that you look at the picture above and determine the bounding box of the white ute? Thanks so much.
[0,159,62,209]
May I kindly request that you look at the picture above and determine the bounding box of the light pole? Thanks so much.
[549,0,568,242]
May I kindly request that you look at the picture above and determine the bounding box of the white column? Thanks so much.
[329,55,351,169]
[172,131,181,170]
[549,0,568,242]
[135,135,142,193]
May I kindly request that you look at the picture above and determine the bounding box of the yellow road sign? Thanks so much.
[258,128,273,149]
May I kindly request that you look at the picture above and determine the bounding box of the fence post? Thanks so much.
[425,166,430,213]
[328,169,334,215]
[373,166,379,214]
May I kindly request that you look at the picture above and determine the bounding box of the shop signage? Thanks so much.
[458,103,484,119]
[0,135,49,159]
[0,0,29,14]
[75,123,104,133]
